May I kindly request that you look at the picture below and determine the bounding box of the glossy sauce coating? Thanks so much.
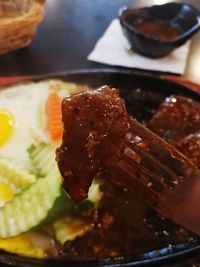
[177,131,200,167]
[133,22,179,42]
[58,91,199,260]
[56,86,131,202]
[148,95,200,143]
[59,179,189,260]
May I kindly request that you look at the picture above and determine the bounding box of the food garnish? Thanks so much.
[46,90,63,141]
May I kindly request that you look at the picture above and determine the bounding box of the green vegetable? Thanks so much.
[0,152,77,238]
[42,189,75,224]
[26,143,101,234]
[0,158,36,190]
[0,174,61,238]
[28,143,101,204]
[76,200,94,212]
[28,143,57,177]
[27,142,96,210]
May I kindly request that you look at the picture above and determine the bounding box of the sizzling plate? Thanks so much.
[0,69,200,267]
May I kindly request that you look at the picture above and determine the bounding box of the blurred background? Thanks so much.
[0,0,200,84]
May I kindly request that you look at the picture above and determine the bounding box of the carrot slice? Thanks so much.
[46,91,62,141]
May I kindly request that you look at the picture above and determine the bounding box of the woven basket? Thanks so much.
[0,0,45,55]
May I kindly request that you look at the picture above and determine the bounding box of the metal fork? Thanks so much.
[109,118,200,236]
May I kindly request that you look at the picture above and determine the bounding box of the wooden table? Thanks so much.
[0,0,200,84]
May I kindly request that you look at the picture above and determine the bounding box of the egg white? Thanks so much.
[0,81,51,169]
[0,80,88,170]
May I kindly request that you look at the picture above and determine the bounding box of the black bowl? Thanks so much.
[1,69,200,266]
[119,3,200,58]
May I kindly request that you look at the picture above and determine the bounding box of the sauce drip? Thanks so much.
[133,22,179,42]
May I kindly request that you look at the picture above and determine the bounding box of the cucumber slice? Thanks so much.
[28,143,102,205]
[28,143,58,177]
[0,144,101,239]
[26,143,101,232]
[0,158,36,190]
[0,174,61,238]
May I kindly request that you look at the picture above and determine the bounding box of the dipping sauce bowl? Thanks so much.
[119,3,200,58]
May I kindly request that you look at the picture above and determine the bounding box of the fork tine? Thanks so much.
[125,141,180,189]
[122,154,164,192]
[111,150,200,236]
[114,118,200,236]
[129,118,195,178]
[108,162,160,208]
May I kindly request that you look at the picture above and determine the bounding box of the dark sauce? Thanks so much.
[133,22,180,42]
[59,178,191,260]
[148,95,200,146]
[176,131,200,167]
[58,90,200,261]
[56,86,131,203]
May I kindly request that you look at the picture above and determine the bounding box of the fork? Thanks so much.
[108,118,200,236]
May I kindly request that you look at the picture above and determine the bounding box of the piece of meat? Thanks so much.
[56,86,131,202]
[148,95,200,143]
[176,131,200,167]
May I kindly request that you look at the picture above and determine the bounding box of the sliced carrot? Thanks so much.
[46,90,63,141]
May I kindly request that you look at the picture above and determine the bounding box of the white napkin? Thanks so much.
[88,19,191,74]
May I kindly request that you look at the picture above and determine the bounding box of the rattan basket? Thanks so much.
[0,0,45,55]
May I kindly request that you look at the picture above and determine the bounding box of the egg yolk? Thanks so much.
[0,182,14,203]
[0,234,45,259]
[0,110,15,147]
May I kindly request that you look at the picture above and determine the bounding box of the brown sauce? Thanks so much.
[57,90,200,261]
[56,86,131,203]
[133,22,179,42]
[59,179,191,260]
[176,131,200,167]
[148,95,200,144]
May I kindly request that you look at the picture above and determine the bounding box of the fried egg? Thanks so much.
[0,80,98,259]
[0,82,52,169]
[0,80,88,170]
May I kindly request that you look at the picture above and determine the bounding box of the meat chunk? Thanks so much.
[148,95,200,143]
[56,86,131,202]
[176,131,200,167]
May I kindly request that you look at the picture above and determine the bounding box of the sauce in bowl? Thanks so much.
[133,22,180,42]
